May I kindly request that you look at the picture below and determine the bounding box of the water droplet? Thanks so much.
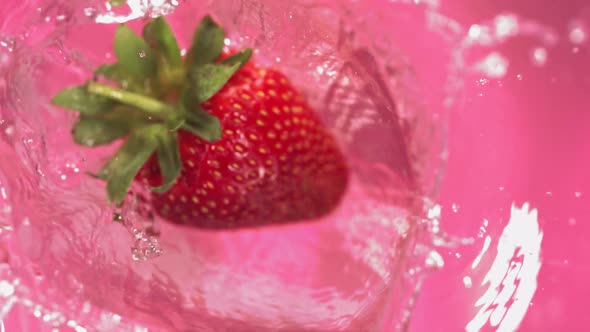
[0,280,14,297]
[468,24,482,39]
[131,230,163,261]
[451,203,460,213]
[425,250,444,269]
[568,218,576,226]
[4,125,14,136]
[574,192,582,198]
[475,52,509,78]
[568,20,587,44]
[531,47,547,67]
[427,204,441,219]
[463,276,473,288]
[494,14,519,41]
[82,302,91,314]
[138,51,146,58]
[0,37,16,53]
[83,7,97,18]
[478,219,488,238]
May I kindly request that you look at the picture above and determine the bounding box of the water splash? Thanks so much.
[0,0,453,330]
[112,195,163,262]
[95,0,179,24]
[466,203,543,332]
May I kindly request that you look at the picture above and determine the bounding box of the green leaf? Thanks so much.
[151,131,182,193]
[181,105,222,142]
[86,82,172,119]
[72,107,153,147]
[114,25,157,79]
[165,112,185,131]
[94,63,155,94]
[51,85,113,115]
[220,48,252,70]
[143,16,182,71]
[96,125,161,205]
[94,64,120,80]
[94,63,130,85]
[186,16,225,68]
[186,62,241,103]
[72,116,129,147]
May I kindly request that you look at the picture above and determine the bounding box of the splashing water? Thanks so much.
[466,203,543,332]
[0,0,583,330]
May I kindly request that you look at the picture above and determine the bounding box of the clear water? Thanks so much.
[0,0,451,331]
[1,0,587,331]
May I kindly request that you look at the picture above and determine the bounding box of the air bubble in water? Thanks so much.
[531,47,548,67]
[426,203,441,219]
[477,78,489,86]
[0,280,15,297]
[131,230,163,261]
[463,276,473,288]
[83,7,98,18]
[112,198,163,261]
[0,37,15,53]
[425,250,444,269]
[478,219,489,238]
[568,20,587,44]
[468,24,482,39]
[474,52,509,79]
[494,14,519,41]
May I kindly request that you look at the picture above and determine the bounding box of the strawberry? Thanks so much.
[51,16,348,229]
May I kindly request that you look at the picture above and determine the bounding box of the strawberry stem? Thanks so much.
[87,82,172,118]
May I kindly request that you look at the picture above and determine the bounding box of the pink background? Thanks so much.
[409,0,590,331]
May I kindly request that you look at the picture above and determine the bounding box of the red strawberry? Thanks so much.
[51,16,348,229]
[137,63,348,228]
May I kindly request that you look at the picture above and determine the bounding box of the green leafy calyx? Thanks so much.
[51,16,252,205]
